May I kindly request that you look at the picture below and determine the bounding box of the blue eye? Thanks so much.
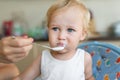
[67,28,75,32]
[52,27,59,31]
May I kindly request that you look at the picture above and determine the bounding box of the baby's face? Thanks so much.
[48,6,86,52]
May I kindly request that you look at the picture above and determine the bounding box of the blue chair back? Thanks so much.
[78,41,120,80]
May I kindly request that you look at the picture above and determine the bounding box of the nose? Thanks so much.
[58,31,66,40]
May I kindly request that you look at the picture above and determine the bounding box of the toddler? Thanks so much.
[14,0,94,80]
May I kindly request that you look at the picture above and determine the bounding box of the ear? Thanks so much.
[79,30,87,41]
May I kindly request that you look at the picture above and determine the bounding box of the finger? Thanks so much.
[0,52,26,63]
[6,53,26,63]
[0,36,12,46]
[5,44,33,54]
[8,36,34,47]
[0,55,12,63]
[13,56,26,62]
[1,44,33,60]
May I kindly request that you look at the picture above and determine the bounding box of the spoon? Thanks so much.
[11,36,65,51]
[34,43,65,51]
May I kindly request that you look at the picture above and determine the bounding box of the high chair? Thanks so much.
[78,41,120,80]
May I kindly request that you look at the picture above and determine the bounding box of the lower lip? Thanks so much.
[57,43,65,47]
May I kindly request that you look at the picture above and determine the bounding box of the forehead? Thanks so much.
[50,6,84,26]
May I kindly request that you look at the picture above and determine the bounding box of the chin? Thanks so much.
[58,49,69,54]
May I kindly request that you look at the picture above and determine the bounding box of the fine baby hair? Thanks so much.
[47,0,90,34]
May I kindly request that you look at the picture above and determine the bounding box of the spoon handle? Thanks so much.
[33,43,51,49]
[33,43,65,51]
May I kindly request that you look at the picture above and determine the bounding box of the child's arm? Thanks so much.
[84,52,95,80]
[13,54,42,80]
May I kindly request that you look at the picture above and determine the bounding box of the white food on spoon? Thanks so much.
[50,43,66,51]
[52,46,65,51]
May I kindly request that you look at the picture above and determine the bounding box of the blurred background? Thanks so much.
[0,0,120,40]
[0,0,120,72]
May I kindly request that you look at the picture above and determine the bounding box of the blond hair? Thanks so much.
[47,0,90,32]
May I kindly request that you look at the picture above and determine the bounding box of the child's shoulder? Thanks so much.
[83,50,92,65]
[84,51,91,60]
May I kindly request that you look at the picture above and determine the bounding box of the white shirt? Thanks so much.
[40,49,85,80]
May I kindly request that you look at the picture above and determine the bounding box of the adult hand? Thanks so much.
[0,36,33,63]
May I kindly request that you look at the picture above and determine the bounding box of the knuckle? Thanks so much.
[21,47,26,53]
[15,41,22,47]
[10,59,15,63]
[12,59,17,63]
[13,38,23,47]
[8,56,17,63]
[1,39,7,46]
[2,48,8,55]
[6,56,12,61]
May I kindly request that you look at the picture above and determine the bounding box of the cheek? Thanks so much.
[67,38,79,49]
[69,35,80,44]
[71,32,82,41]
[48,34,54,46]
[48,31,57,41]
[77,31,84,40]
